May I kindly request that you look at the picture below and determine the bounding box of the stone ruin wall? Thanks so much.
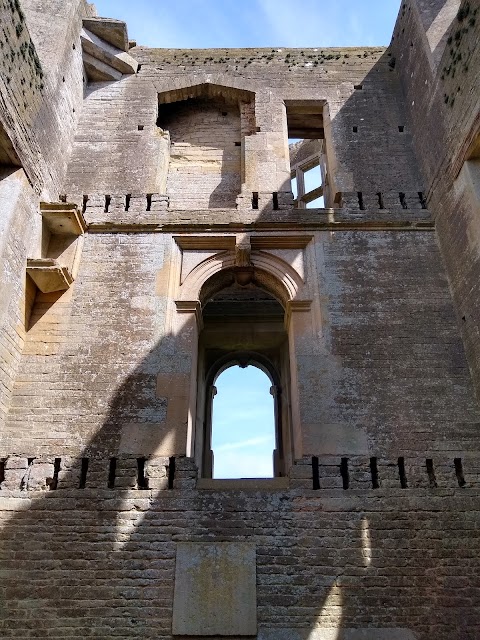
[392,0,480,396]
[0,0,479,638]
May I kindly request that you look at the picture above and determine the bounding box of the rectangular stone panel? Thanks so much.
[172,542,257,636]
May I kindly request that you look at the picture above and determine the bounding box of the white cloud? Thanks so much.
[215,436,272,452]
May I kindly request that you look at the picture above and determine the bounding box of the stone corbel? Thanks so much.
[234,233,254,285]
[285,300,312,330]
[175,300,204,332]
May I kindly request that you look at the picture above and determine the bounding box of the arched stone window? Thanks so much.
[195,272,293,478]
[173,233,314,481]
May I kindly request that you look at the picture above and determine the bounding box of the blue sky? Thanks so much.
[212,366,275,479]
[93,1,401,48]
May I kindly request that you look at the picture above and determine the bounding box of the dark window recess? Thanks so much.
[272,192,279,210]
[48,458,61,490]
[454,458,466,487]
[354,84,363,90]
[137,458,149,490]
[125,194,131,212]
[377,192,385,209]
[234,141,241,146]
[418,192,427,209]
[0,458,5,486]
[398,457,407,488]
[370,457,379,489]
[108,457,117,489]
[138,125,144,131]
[146,193,153,211]
[222,111,228,116]
[79,458,89,489]
[59,194,67,203]
[399,192,408,209]
[82,195,89,214]
[167,456,176,489]
[137,64,142,72]
[252,192,259,210]
[398,125,405,132]
[426,459,438,488]
[312,456,320,490]
[357,192,365,210]
[104,195,111,213]
[353,126,358,133]
[340,457,349,490]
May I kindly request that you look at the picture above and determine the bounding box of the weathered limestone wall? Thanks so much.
[392,0,480,399]
[64,78,165,196]
[0,169,38,426]
[2,231,174,455]
[0,0,89,194]
[64,47,424,203]
[0,460,478,640]
[0,0,94,435]
[1,2,480,637]
[2,221,478,460]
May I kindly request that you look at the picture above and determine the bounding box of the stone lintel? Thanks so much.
[197,477,289,490]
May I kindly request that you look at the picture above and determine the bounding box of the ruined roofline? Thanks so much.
[134,46,388,54]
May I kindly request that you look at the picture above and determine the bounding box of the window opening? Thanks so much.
[196,274,292,480]
[211,365,275,479]
[286,103,329,208]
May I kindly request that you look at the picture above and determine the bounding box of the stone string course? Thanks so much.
[0,454,477,492]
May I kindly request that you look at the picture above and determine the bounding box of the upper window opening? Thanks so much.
[285,103,329,208]
[157,96,241,210]
[211,365,275,479]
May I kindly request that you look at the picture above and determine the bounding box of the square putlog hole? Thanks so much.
[172,542,257,636]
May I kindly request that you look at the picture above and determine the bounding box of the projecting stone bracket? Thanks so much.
[26,258,74,293]
[40,202,87,236]
[81,19,138,82]
[26,202,87,293]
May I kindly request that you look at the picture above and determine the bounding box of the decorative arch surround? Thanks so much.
[177,236,310,304]
[171,233,317,478]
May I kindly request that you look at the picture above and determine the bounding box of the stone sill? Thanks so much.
[196,477,290,491]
